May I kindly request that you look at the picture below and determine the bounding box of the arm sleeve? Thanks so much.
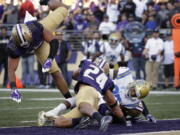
[48,39,59,59]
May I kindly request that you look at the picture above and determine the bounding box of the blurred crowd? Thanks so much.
[0,0,180,89]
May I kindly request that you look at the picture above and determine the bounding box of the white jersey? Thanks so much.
[100,42,125,64]
[112,67,143,111]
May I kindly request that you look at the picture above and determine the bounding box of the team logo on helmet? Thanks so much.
[127,80,151,99]
[12,24,32,48]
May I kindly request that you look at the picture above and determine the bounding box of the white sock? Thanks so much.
[47,103,67,115]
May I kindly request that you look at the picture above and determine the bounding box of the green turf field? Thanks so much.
[0,90,180,128]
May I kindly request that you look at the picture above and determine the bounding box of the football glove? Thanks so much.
[11,88,22,103]
[42,58,52,73]
[146,114,157,123]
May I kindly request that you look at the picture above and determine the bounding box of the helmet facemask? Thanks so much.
[126,80,151,100]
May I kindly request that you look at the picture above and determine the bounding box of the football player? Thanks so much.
[102,67,156,123]
[7,0,76,103]
[39,66,156,128]
[38,58,127,132]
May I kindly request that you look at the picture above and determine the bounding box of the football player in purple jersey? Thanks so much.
[7,0,76,103]
[38,58,126,132]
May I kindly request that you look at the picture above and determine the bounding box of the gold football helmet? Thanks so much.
[109,32,121,48]
[127,80,151,99]
[12,24,32,48]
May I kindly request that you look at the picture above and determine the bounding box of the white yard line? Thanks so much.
[0,97,64,101]
[0,106,52,111]
[20,120,36,124]
[1,88,180,94]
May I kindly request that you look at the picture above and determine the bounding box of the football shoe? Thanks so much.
[74,116,94,129]
[99,116,113,132]
[38,111,47,126]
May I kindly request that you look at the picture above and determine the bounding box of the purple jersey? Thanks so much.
[76,60,114,95]
[7,21,44,57]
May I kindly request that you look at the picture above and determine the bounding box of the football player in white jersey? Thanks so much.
[99,32,125,67]
[111,67,156,123]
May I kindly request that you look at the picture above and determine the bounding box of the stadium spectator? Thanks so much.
[73,14,89,32]
[82,31,101,60]
[0,0,18,24]
[37,62,51,89]
[143,30,163,90]
[156,2,169,28]
[55,32,72,87]
[21,54,35,88]
[19,0,35,22]
[129,38,146,80]
[6,0,73,103]
[0,27,9,87]
[117,14,129,32]
[0,2,4,20]
[121,0,136,17]
[98,15,116,40]
[106,0,120,23]
[145,15,158,31]
[162,34,174,89]
[133,0,148,20]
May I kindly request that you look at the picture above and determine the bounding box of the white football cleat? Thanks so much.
[38,111,47,126]
[45,111,58,120]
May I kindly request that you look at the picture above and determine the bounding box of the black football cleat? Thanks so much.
[74,116,93,129]
[39,0,50,5]
[99,116,112,132]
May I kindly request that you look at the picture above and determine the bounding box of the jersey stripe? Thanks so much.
[116,69,131,79]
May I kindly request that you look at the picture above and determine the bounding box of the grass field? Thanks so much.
[0,89,180,128]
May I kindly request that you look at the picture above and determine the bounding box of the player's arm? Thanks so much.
[104,90,126,124]
[8,56,20,88]
[141,100,156,123]
[72,69,81,80]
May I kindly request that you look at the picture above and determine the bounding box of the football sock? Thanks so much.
[92,112,103,122]
[63,92,72,98]
[141,100,149,116]
[47,103,67,115]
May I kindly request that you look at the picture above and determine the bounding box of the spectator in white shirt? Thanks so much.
[106,0,120,23]
[133,0,148,20]
[98,15,116,40]
[143,30,163,90]
[162,34,174,89]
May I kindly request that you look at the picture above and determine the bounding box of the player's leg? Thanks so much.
[39,0,75,32]
[54,107,84,127]
[35,42,71,98]
[76,85,113,131]
[45,97,76,117]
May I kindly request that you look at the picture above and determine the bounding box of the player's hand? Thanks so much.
[42,58,52,73]
[146,114,157,123]
[11,88,22,103]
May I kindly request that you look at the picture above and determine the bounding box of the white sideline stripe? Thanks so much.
[20,120,36,123]
[0,97,65,101]
[1,89,180,94]
[0,106,52,111]
[117,130,180,135]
